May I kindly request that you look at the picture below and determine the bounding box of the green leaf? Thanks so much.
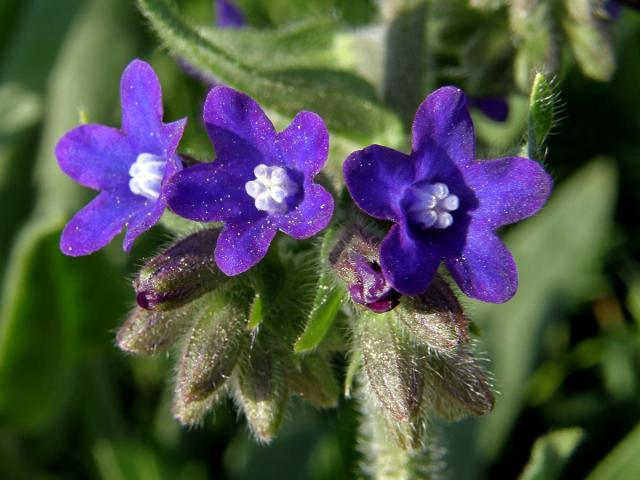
[136,0,403,145]
[519,428,585,480]
[247,292,264,330]
[197,17,338,72]
[587,423,640,480]
[562,0,615,82]
[295,226,345,353]
[475,160,617,459]
[0,0,138,432]
[509,1,559,92]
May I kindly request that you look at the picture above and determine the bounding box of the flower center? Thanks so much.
[245,164,298,214]
[408,182,459,229]
[129,153,166,200]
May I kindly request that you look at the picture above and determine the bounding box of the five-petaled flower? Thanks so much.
[343,86,552,303]
[56,59,186,256]
[166,86,334,276]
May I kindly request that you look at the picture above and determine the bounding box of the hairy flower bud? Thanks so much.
[116,299,203,354]
[426,346,495,420]
[289,353,339,408]
[331,227,400,313]
[359,310,425,423]
[173,293,248,425]
[134,228,227,311]
[233,333,290,443]
[396,274,468,353]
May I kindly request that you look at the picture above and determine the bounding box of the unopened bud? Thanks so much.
[359,310,425,423]
[426,346,495,420]
[134,228,227,311]
[331,227,400,313]
[116,299,204,354]
[173,293,248,425]
[289,353,339,408]
[396,274,468,353]
[233,333,290,443]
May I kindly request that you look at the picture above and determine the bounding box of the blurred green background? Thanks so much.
[2,0,640,478]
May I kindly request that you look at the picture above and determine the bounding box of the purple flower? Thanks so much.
[215,0,246,28]
[343,86,552,303]
[56,60,186,256]
[468,96,509,123]
[166,86,334,276]
[348,256,401,313]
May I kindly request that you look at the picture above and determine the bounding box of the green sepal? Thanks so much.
[527,72,559,161]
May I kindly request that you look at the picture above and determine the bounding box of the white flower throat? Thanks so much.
[129,153,166,200]
[408,182,459,229]
[245,164,298,214]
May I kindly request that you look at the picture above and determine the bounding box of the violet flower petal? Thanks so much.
[343,145,414,221]
[465,156,553,228]
[215,215,277,275]
[446,227,517,303]
[277,183,333,239]
[203,86,276,162]
[60,187,145,256]
[56,125,133,190]
[379,224,442,296]
[165,160,255,222]
[412,86,475,169]
[469,97,509,122]
[278,111,329,179]
[215,0,246,28]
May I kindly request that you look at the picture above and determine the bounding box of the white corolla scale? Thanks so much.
[408,182,459,229]
[245,164,298,214]
[129,153,166,200]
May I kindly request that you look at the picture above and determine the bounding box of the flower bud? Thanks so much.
[426,346,495,420]
[396,274,468,353]
[134,228,227,311]
[331,227,400,313]
[173,293,248,425]
[116,299,203,354]
[289,353,339,408]
[233,333,290,443]
[359,310,425,423]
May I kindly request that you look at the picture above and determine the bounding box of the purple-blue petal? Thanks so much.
[203,86,276,163]
[166,159,255,223]
[121,59,185,155]
[277,183,333,239]
[56,124,133,190]
[215,0,246,28]
[469,96,509,122]
[412,86,475,171]
[343,145,414,222]
[464,156,552,228]
[215,214,278,275]
[277,111,329,179]
[60,187,146,256]
[445,227,517,303]
[379,224,442,296]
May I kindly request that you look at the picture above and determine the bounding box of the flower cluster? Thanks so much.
[56,60,552,305]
